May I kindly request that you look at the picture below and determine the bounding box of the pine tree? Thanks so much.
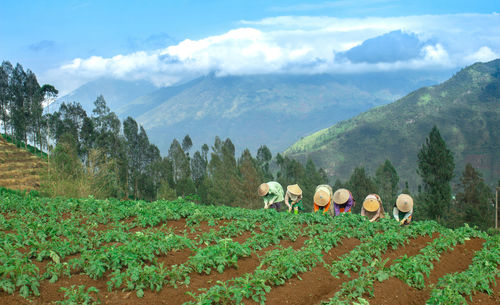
[417,126,454,222]
[455,164,494,230]
[347,166,378,213]
[375,159,399,212]
[238,149,262,209]
[0,61,13,135]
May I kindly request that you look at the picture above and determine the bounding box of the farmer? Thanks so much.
[393,194,413,225]
[313,184,334,216]
[361,194,385,222]
[333,188,355,216]
[258,181,285,211]
[284,184,303,214]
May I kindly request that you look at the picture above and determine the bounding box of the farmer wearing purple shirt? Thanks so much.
[333,188,355,216]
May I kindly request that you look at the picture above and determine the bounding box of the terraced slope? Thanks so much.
[0,192,498,305]
[0,137,45,191]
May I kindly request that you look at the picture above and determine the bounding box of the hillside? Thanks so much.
[59,70,453,154]
[0,136,46,191]
[286,59,500,188]
[132,71,452,153]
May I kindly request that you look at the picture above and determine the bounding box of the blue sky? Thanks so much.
[1,0,499,94]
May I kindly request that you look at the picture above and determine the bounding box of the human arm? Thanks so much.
[402,209,413,220]
[360,207,366,217]
[393,206,400,221]
[284,192,292,211]
[370,208,381,222]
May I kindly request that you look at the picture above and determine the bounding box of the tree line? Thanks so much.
[1,61,497,230]
[0,61,58,151]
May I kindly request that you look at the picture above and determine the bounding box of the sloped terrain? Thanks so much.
[286,59,500,187]
[0,137,46,191]
[0,191,498,305]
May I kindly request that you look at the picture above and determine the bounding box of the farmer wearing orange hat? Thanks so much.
[258,181,285,211]
[285,184,303,214]
[333,188,355,216]
[361,194,385,222]
[393,194,413,225]
[313,184,334,216]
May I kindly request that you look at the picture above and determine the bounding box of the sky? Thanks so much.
[1,0,499,95]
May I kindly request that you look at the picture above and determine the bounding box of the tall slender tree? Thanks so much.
[417,126,454,222]
[375,159,399,212]
[0,61,13,135]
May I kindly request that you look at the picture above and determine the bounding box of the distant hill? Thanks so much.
[285,59,500,188]
[58,78,157,115]
[58,70,454,154]
[131,71,453,153]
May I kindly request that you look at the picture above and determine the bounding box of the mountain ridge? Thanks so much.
[285,59,500,188]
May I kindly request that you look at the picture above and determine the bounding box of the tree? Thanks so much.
[454,164,494,230]
[182,134,193,153]
[257,145,273,180]
[238,149,262,209]
[25,70,43,150]
[347,166,378,214]
[191,150,207,188]
[417,126,454,222]
[0,61,13,135]
[10,63,27,145]
[375,159,399,212]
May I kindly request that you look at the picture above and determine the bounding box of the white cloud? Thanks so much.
[46,13,500,95]
[465,46,499,63]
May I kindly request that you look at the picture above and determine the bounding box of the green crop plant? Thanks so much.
[56,285,100,305]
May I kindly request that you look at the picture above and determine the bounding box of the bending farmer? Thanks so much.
[258,181,285,211]
[285,184,303,214]
[313,184,334,216]
[333,188,355,216]
[361,194,385,222]
[393,194,413,225]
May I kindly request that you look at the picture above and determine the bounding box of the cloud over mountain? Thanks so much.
[47,13,500,95]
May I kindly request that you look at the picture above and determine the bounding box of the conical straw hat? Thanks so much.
[258,183,269,197]
[363,196,380,212]
[333,188,350,204]
[396,194,413,212]
[314,190,330,206]
[287,184,302,196]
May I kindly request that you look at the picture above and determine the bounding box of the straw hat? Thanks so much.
[333,188,350,204]
[363,195,380,212]
[258,183,269,197]
[314,189,330,206]
[287,184,302,196]
[396,194,413,212]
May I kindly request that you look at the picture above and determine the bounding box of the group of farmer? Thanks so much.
[257,181,413,225]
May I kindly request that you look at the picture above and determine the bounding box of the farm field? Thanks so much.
[0,188,499,305]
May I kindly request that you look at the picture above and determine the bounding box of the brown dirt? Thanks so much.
[253,238,361,305]
[467,279,500,305]
[369,238,485,305]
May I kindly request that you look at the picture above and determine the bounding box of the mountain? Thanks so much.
[285,59,500,188]
[58,78,157,115]
[130,70,453,154]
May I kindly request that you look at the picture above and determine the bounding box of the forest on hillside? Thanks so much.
[0,61,497,231]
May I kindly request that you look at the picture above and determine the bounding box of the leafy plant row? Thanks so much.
[426,233,500,305]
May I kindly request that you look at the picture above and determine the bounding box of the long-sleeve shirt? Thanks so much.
[263,181,284,207]
[334,192,355,216]
[393,205,413,221]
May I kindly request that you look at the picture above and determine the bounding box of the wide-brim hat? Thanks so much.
[287,184,302,196]
[396,194,413,212]
[314,190,330,206]
[363,196,380,212]
[258,183,269,197]
[333,188,350,204]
